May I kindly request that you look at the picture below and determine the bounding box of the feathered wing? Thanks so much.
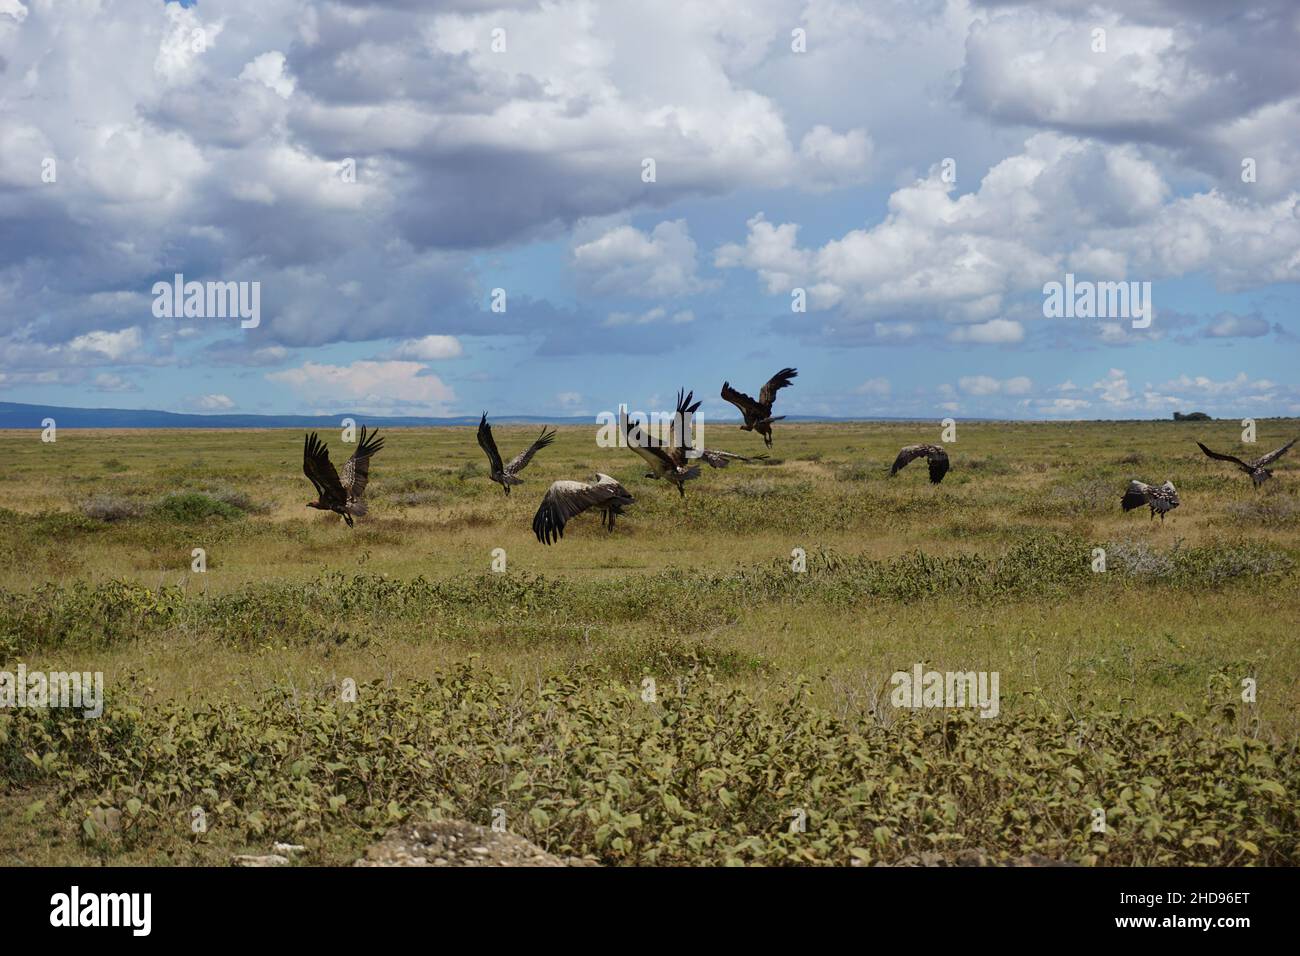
[1121,480,1152,512]
[926,446,950,484]
[758,367,798,408]
[720,382,762,425]
[341,426,385,499]
[532,476,633,544]
[890,444,928,477]
[477,414,505,474]
[700,449,767,468]
[1196,441,1250,471]
[303,432,347,507]
[624,413,677,476]
[506,427,556,476]
[1255,437,1297,467]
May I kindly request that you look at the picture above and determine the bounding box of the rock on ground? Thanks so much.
[355,820,597,867]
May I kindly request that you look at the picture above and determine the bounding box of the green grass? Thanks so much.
[1,419,1298,865]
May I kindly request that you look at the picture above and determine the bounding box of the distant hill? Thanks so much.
[0,400,922,429]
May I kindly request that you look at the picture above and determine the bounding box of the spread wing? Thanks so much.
[477,413,505,474]
[721,382,761,423]
[1121,480,1151,511]
[1255,437,1297,467]
[926,446,950,484]
[890,444,929,477]
[624,413,676,475]
[758,367,797,407]
[506,427,556,476]
[700,449,767,468]
[1196,441,1250,471]
[532,479,629,545]
[666,389,702,456]
[341,425,384,499]
[304,432,347,507]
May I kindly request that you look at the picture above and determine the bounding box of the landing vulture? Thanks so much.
[1121,479,1180,521]
[890,444,950,484]
[303,426,385,527]
[720,367,797,448]
[477,413,556,495]
[1196,438,1296,488]
[624,388,703,498]
[532,473,635,544]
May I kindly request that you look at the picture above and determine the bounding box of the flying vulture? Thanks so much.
[477,413,556,495]
[624,388,703,498]
[720,367,797,448]
[1121,479,1180,520]
[890,444,950,484]
[1196,438,1296,488]
[303,426,385,527]
[532,473,635,544]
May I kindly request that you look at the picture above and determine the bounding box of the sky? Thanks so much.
[1,0,1298,422]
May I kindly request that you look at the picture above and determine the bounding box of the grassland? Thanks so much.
[1,419,1298,866]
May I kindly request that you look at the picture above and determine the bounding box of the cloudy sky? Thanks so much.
[2,0,1298,421]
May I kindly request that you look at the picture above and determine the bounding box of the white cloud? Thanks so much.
[854,377,891,396]
[603,307,694,327]
[267,360,455,413]
[68,328,143,361]
[390,335,464,360]
[195,393,235,410]
[573,220,710,298]
[947,319,1024,345]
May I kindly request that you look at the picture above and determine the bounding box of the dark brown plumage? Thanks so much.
[1121,479,1179,520]
[477,413,555,495]
[624,388,703,498]
[1197,438,1295,488]
[720,367,797,447]
[303,426,384,527]
[890,444,950,484]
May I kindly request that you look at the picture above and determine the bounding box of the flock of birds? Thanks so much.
[298,366,1296,539]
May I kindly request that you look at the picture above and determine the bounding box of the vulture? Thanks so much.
[624,388,703,498]
[477,413,556,495]
[890,444,950,484]
[1121,479,1180,520]
[532,473,635,544]
[1196,438,1296,488]
[303,426,385,527]
[720,367,797,448]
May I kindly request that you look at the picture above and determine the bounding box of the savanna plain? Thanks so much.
[1,419,1297,866]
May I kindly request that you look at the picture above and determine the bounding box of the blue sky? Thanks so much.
[1,0,1298,421]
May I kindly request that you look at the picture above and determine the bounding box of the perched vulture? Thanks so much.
[532,473,635,544]
[477,413,556,495]
[624,388,703,498]
[1196,438,1296,488]
[890,444,950,484]
[303,426,385,527]
[1121,479,1180,520]
[720,367,797,448]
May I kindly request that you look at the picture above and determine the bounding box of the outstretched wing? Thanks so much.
[506,427,556,476]
[341,425,385,499]
[624,413,677,475]
[1255,437,1297,467]
[532,479,624,545]
[758,367,798,407]
[477,413,505,474]
[1196,441,1250,470]
[666,388,702,458]
[926,446,950,484]
[699,449,767,468]
[1121,479,1151,512]
[721,382,762,424]
[890,444,929,477]
[304,432,347,506]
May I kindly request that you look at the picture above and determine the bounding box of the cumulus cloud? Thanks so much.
[573,220,710,298]
[389,335,464,360]
[267,360,456,413]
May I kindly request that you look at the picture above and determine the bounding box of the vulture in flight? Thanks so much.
[532,473,635,544]
[303,426,385,527]
[721,367,797,448]
[1196,438,1296,488]
[1121,479,1180,521]
[477,413,556,495]
[890,444,950,484]
[624,388,703,498]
